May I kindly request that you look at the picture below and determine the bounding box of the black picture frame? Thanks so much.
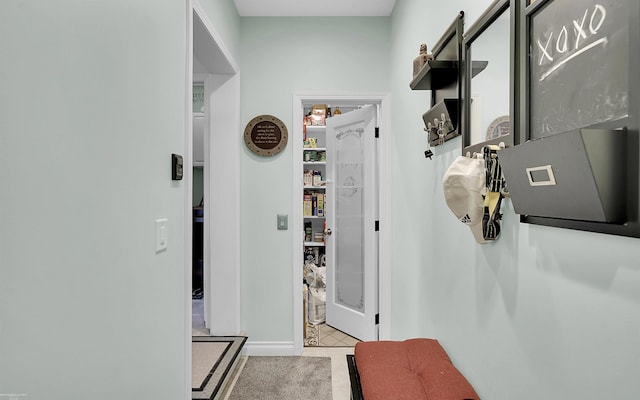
[461,0,518,156]
[514,0,640,238]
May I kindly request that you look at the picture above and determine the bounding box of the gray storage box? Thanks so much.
[500,128,627,223]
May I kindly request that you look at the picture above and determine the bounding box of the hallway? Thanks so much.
[192,299,353,399]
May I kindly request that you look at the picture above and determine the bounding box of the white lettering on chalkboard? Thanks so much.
[536,4,607,82]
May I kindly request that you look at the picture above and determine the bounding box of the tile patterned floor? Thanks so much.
[305,322,361,347]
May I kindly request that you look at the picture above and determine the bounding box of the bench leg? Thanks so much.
[346,355,364,400]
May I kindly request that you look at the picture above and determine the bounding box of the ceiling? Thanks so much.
[233,0,397,17]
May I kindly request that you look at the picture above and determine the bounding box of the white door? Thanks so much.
[325,105,378,342]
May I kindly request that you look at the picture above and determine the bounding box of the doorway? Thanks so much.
[292,93,391,354]
[188,0,241,335]
[191,100,205,333]
[186,1,241,397]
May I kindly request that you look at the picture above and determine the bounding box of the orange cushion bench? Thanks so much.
[347,338,479,400]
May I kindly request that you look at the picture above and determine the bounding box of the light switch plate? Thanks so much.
[277,214,288,230]
[155,218,168,252]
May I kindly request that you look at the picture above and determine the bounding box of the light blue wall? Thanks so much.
[238,17,390,341]
[198,0,240,63]
[0,0,196,398]
[389,0,640,398]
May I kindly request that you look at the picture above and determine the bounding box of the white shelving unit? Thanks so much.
[303,121,328,329]
[303,124,327,257]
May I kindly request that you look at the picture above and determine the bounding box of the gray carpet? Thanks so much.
[228,356,332,400]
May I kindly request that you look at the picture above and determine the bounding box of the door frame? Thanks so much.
[185,1,241,398]
[292,93,392,354]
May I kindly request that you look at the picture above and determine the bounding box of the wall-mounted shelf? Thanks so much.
[410,61,487,91]
[410,12,465,151]
[411,61,487,90]
[410,60,459,90]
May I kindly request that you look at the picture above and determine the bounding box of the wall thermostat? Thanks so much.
[172,154,183,180]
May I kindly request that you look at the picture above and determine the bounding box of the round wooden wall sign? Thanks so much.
[244,115,288,156]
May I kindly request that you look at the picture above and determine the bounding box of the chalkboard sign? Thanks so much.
[528,0,629,140]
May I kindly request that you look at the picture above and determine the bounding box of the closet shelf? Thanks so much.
[305,125,326,133]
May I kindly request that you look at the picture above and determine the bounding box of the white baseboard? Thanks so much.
[242,341,296,356]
